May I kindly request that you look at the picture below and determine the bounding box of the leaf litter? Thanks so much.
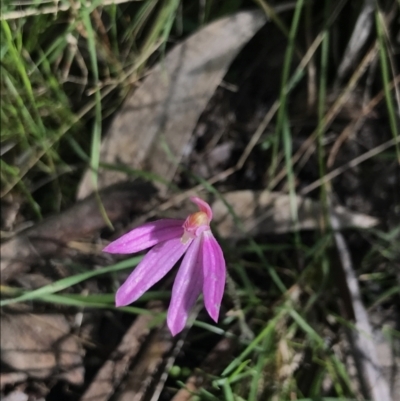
[1,3,399,401]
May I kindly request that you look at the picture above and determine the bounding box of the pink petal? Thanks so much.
[115,237,191,306]
[201,232,226,322]
[103,219,184,254]
[167,236,203,336]
[190,197,213,221]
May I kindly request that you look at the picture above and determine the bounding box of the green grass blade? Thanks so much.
[81,7,114,230]
[375,10,400,162]
[269,0,305,179]
[0,256,142,306]
[316,0,330,221]
[222,311,284,376]
[30,293,154,316]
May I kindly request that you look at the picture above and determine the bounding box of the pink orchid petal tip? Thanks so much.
[190,196,213,221]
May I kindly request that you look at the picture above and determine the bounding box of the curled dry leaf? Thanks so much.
[77,10,266,199]
[0,313,84,385]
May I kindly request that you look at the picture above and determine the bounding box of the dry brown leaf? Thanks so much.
[0,313,84,384]
[77,10,266,199]
[0,181,156,283]
[211,190,378,238]
[0,372,28,390]
[2,391,29,401]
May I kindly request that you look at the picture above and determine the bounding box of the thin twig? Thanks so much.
[269,43,378,191]
[301,136,400,196]
[138,27,331,217]
[236,22,328,171]
[327,74,400,168]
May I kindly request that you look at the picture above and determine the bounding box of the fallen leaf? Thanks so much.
[211,190,379,238]
[0,181,156,283]
[77,10,266,199]
[0,313,84,384]
[0,372,28,390]
[2,391,29,401]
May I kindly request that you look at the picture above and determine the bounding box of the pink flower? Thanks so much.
[103,197,226,336]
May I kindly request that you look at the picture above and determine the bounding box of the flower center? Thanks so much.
[181,211,210,244]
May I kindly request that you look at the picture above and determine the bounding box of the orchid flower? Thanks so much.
[103,197,226,336]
